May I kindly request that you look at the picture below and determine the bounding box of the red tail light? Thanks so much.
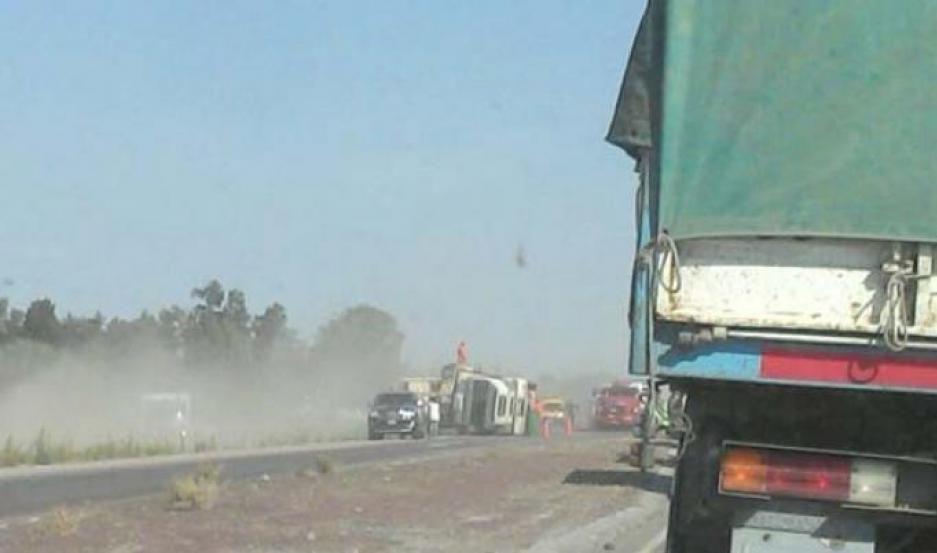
[765,450,850,502]
[721,447,896,506]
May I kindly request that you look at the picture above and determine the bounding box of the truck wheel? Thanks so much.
[368,431,383,441]
[666,415,730,553]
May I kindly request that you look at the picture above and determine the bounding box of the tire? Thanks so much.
[368,428,383,441]
[665,402,731,553]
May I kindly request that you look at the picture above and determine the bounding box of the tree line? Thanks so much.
[0,279,405,389]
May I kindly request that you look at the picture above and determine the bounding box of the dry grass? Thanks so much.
[1,435,29,467]
[0,422,364,469]
[295,455,337,479]
[170,462,221,510]
[1,430,183,468]
[35,506,83,537]
[314,455,336,475]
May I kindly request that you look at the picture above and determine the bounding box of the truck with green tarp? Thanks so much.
[609,1,937,551]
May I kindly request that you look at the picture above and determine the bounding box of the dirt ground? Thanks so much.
[0,433,669,553]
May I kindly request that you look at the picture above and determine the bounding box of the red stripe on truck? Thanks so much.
[761,348,937,389]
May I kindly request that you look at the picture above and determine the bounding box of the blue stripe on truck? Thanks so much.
[654,339,937,395]
[656,341,762,380]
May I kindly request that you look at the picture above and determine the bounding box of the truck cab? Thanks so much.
[592,384,642,429]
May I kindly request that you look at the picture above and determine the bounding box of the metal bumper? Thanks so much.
[731,508,873,553]
[369,419,417,434]
[595,411,637,426]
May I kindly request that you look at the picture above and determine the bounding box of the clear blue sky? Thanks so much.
[0,1,642,374]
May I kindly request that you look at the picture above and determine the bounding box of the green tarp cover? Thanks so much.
[609,1,937,242]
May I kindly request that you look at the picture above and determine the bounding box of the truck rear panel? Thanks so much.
[609,1,937,550]
[611,0,937,394]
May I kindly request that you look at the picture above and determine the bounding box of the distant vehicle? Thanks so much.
[537,396,567,420]
[626,380,647,394]
[503,377,530,436]
[410,363,530,436]
[399,376,442,397]
[367,392,427,440]
[536,395,573,436]
[592,384,643,429]
[140,392,191,449]
[437,363,476,428]
[450,373,529,435]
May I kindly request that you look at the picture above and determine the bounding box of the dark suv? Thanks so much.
[367,392,427,440]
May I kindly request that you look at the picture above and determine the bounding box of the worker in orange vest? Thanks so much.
[456,340,468,365]
[564,401,575,436]
[533,398,553,439]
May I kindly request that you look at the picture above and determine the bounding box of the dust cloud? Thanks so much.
[0,289,406,456]
[0,345,385,450]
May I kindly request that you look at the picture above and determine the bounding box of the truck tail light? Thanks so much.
[850,459,899,506]
[766,450,851,502]
[720,447,896,507]
[721,447,768,494]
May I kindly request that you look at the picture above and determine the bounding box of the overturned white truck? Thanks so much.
[450,373,529,436]
[400,364,530,436]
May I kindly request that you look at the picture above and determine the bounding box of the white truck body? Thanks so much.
[657,238,937,340]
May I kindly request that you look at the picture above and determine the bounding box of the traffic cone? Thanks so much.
[564,416,573,436]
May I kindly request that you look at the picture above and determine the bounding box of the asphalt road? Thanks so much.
[0,431,673,552]
[0,434,526,518]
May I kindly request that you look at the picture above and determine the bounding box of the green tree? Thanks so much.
[222,290,249,329]
[22,299,61,345]
[157,305,186,354]
[0,298,11,343]
[191,280,225,310]
[252,302,287,360]
[221,288,251,363]
[60,312,104,348]
[311,305,404,391]
[8,308,24,332]
[101,311,160,356]
[184,280,253,369]
[184,280,225,366]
